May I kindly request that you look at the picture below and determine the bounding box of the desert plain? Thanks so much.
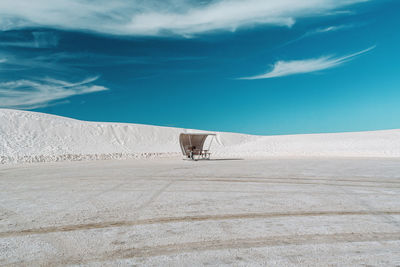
[1,157,400,266]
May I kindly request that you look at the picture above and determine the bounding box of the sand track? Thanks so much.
[107,232,400,259]
[12,232,400,266]
[178,178,400,188]
[1,210,400,238]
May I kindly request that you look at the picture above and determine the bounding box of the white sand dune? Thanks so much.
[1,108,400,163]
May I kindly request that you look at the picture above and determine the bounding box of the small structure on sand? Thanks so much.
[179,133,216,160]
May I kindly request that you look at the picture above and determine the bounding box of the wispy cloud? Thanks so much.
[33,52,205,67]
[0,58,7,63]
[240,46,376,79]
[0,0,368,36]
[312,24,354,34]
[281,24,356,47]
[0,31,59,48]
[0,76,108,109]
[32,31,59,48]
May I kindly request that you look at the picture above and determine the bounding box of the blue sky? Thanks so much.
[0,0,399,135]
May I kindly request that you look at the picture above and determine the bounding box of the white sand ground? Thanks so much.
[1,158,400,266]
[2,108,400,164]
[1,109,400,265]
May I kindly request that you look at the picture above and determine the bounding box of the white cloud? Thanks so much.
[313,25,352,34]
[0,76,108,109]
[32,31,59,48]
[0,31,59,48]
[0,58,7,63]
[240,46,376,79]
[0,0,368,36]
[280,24,356,48]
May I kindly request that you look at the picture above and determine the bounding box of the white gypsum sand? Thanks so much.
[1,108,400,164]
[1,158,400,265]
[1,109,400,265]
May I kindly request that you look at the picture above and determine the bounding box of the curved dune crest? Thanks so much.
[1,109,400,163]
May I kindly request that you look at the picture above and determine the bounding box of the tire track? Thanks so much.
[135,180,175,212]
[2,210,400,238]
[107,231,400,259]
[22,231,400,265]
[151,175,400,185]
[181,178,400,189]
[5,176,400,194]
[94,176,400,189]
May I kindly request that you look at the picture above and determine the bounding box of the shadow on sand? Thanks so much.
[183,158,244,161]
[208,158,244,161]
